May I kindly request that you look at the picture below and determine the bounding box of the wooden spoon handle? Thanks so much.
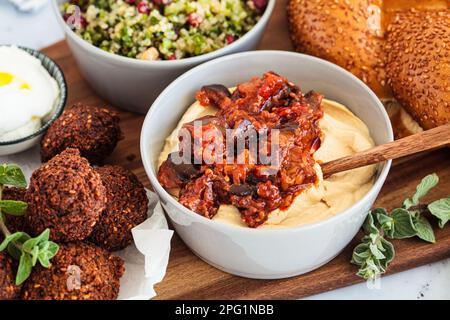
[321,124,450,177]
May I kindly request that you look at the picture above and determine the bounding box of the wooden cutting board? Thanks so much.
[41,0,450,299]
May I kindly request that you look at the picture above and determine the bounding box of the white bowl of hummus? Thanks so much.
[141,51,393,279]
[0,46,67,156]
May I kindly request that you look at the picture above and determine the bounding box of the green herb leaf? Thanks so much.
[352,173,444,281]
[369,242,386,260]
[428,198,450,228]
[16,252,33,285]
[46,242,59,258]
[403,173,439,209]
[362,212,378,234]
[30,246,39,266]
[351,213,395,281]
[22,229,50,252]
[374,208,393,234]
[7,242,22,260]
[0,164,27,188]
[379,237,395,265]
[351,243,370,265]
[5,232,31,260]
[0,200,27,216]
[390,208,417,239]
[356,257,383,280]
[37,251,50,268]
[0,231,27,251]
[413,215,436,243]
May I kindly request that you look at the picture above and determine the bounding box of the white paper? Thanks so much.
[118,193,174,300]
[0,145,173,300]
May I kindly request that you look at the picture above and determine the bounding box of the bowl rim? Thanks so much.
[51,0,276,68]
[0,45,68,146]
[141,50,394,234]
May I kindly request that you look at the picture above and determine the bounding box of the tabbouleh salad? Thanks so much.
[62,0,267,60]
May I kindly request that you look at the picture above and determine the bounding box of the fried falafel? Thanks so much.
[41,103,123,164]
[0,252,21,300]
[2,187,28,234]
[21,242,124,300]
[90,165,148,251]
[25,148,106,242]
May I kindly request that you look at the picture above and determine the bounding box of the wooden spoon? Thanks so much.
[321,123,450,177]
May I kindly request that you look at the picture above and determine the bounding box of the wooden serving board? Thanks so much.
[41,0,450,299]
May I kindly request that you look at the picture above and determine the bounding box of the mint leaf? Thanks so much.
[403,173,439,209]
[428,198,450,228]
[0,164,27,188]
[46,242,59,258]
[7,242,22,260]
[0,200,27,216]
[16,252,32,285]
[413,215,436,243]
[390,208,417,239]
[0,231,27,251]
[22,229,50,252]
[37,251,50,268]
[5,232,31,260]
[30,246,39,266]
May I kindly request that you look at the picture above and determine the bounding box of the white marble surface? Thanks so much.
[0,0,449,300]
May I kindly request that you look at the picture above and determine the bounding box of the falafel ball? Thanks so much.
[41,103,123,164]
[0,252,21,300]
[21,242,124,300]
[2,187,29,234]
[90,165,148,251]
[25,148,106,242]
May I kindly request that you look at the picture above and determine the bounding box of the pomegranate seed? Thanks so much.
[65,12,88,29]
[226,35,236,44]
[152,0,163,4]
[187,13,203,27]
[252,0,268,11]
[168,54,177,60]
[137,1,150,14]
[63,13,71,22]
[79,16,88,28]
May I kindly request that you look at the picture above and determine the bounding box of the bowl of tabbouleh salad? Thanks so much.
[51,0,275,113]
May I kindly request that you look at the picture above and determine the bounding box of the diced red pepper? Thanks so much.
[187,13,203,27]
[137,1,150,14]
[226,35,236,44]
[252,0,268,11]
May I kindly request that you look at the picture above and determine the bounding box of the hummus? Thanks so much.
[159,98,376,228]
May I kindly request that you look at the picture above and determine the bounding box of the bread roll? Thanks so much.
[287,0,390,99]
[386,9,450,129]
[287,0,450,135]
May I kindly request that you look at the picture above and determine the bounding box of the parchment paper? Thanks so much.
[0,145,174,300]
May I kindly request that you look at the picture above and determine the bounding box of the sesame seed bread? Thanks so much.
[386,9,450,130]
[287,0,450,135]
[287,0,390,99]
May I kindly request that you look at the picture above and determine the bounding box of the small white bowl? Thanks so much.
[0,47,67,156]
[51,0,275,114]
[141,51,393,279]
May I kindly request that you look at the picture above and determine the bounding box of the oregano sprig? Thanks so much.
[351,213,395,280]
[352,173,449,280]
[0,163,59,285]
